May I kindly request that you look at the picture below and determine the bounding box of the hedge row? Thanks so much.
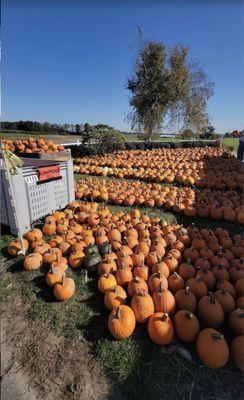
[124,140,220,151]
[70,139,220,157]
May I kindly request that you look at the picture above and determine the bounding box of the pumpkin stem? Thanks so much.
[212,333,224,340]
[209,292,216,304]
[185,286,190,294]
[195,275,201,283]
[114,306,121,319]
[161,313,168,322]
[158,281,164,293]
[61,275,65,286]
[156,254,162,262]
[84,268,88,282]
[173,272,179,279]
[186,258,192,264]
[236,308,244,318]
[138,288,145,296]
[119,249,126,258]
[185,311,193,320]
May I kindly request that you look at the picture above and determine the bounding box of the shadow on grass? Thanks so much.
[80,277,111,343]
[32,273,57,303]
[175,214,243,236]
[81,279,244,400]
[104,333,243,400]
[7,256,25,274]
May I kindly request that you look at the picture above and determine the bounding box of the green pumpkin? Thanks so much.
[85,244,99,256]
[98,241,111,256]
[84,253,102,272]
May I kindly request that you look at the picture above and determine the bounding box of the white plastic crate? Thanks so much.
[1,154,74,236]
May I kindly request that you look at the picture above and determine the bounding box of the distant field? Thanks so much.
[1,130,238,149]
[0,131,181,143]
[223,137,239,152]
[0,132,82,144]
[0,132,204,145]
[124,133,183,142]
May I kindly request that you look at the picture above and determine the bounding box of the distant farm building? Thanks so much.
[159,133,176,138]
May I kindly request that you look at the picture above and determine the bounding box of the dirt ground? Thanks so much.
[1,296,113,400]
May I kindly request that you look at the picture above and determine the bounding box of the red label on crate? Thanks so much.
[38,165,60,181]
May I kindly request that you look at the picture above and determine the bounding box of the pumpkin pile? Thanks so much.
[74,147,243,190]
[1,137,64,154]
[94,212,244,370]
[7,202,244,370]
[75,178,244,224]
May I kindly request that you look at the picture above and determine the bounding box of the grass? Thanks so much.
[25,268,101,341]
[97,336,144,383]
[223,138,239,152]
[0,273,19,301]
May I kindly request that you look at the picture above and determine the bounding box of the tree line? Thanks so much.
[1,121,219,140]
[1,121,84,134]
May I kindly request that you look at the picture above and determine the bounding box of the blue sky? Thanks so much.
[2,0,244,134]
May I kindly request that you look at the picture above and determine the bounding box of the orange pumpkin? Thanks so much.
[131,290,154,323]
[108,305,136,339]
[98,273,117,293]
[152,282,176,314]
[127,277,148,297]
[148,313,174,345]
[196,328,229,368]
[104,285,127,310]
[174,310,200,342]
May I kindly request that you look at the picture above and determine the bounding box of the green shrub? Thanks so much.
[96,130,125,154]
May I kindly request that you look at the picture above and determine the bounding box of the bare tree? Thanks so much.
[127,32,214,139]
